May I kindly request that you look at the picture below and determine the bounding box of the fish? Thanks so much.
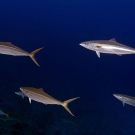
[0,110,8,117]
[0,117,22,123]
[15,91,27,99]
[113,94,135,107]
[0,42,43,66]
[20,87,80,116]
[79,38,135,58]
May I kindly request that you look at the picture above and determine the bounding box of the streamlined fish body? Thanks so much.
[80,38,135,58]
[0,42,43,66]
[20,87,80,116]
[113,94,135,107]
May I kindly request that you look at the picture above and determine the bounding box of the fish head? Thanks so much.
[79,41,102,51]
[113,94,126,102]
[20,87,28,94]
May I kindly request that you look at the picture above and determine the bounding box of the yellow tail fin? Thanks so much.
[62,97,80,116]
[30,47,44,66]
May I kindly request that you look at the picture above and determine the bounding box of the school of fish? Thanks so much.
[0,38,134,118]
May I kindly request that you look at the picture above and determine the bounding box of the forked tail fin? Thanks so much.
[62,97,80,116]
[30,47,44,66]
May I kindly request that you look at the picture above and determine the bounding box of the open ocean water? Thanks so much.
[0,0,135,135]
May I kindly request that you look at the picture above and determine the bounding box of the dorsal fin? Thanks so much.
[39,88,43,91]
[0,42,17,47]
[0,42,12,45]
[109,38,116,42]
[38,88,45,93]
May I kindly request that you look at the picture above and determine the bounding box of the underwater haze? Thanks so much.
[0,0,135,135]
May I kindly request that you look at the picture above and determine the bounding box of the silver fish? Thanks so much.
[113,94,135,107]
[20,87,80,116]
[80,38,135,58]
[15,91,27,99]
[0,42,43,66]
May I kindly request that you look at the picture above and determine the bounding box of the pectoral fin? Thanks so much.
[117,54,122,56]
[29,98,31,104]
[96,51,100,58]
[122,102,125,106]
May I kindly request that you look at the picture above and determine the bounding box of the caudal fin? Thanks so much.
[30,47,44,66]
[62,97,80,116]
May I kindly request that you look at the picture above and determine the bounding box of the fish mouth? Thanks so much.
[113,94,122,99]
[113,94,118,98]
[113,94,118,96]
[79,43,84,45]
[79,43,85,46]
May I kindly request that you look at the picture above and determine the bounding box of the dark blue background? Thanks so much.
[0,0,135,134]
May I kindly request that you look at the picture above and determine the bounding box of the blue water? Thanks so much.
[0,0,135,134]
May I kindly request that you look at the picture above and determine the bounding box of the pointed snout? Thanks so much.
[15,92,19,95]
[113,94,118,98]
[79,42,85,47]
[113,94,122,100]
[79,43,84,46]
[113,94,117,97]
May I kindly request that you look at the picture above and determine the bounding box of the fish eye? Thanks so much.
[85,42,89,45]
